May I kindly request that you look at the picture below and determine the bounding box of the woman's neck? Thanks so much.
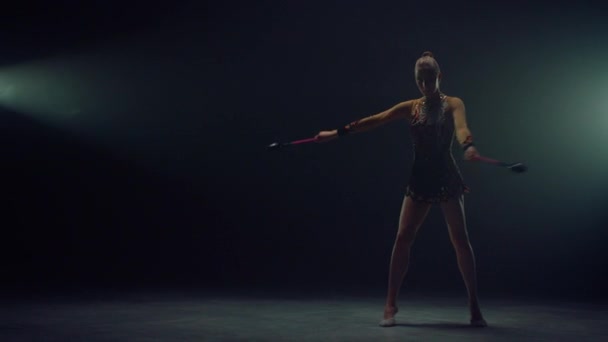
[423,91,443,104]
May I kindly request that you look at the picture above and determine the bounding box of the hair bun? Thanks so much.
[421,51,434,58]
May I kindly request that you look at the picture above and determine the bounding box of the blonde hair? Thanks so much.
[415,51,440,74]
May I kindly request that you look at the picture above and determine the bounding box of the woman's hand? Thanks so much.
[315,130,338,143]
[464,146,481,161]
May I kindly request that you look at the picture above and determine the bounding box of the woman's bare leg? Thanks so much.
[383,196,432,320]
[440,196,485,323]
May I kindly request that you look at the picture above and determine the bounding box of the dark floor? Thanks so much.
[1,290,606,341]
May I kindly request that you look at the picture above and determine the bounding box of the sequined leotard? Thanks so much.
[405,94,469,202]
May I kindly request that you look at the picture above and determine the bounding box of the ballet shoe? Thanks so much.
[379,306,398,327]
[470,318,488,327]
[379,317,396,327]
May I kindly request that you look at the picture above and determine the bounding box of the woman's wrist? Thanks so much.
[337,126,351,137]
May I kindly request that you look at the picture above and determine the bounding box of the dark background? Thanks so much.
[0,0,606,301]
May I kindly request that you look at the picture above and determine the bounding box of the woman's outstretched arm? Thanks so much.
[315,100,413,143]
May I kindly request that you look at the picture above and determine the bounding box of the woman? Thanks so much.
[314,51,487,327]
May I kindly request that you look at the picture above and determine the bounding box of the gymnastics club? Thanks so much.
[267,138,528,173]
[473,155,528,173]
[267,137,317,150]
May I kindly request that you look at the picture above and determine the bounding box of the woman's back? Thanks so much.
[407,94,466,203]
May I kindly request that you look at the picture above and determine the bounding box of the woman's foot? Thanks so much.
[379,306,398,327]
[469,302,487,327]
[470,317,488,327]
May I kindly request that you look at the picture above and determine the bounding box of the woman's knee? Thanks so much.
[396,226,418,246]
[450,235,471,251]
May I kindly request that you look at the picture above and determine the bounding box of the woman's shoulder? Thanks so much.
[445,95,464,104]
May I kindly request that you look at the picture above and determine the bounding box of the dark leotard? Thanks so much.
[405,94,469,202]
